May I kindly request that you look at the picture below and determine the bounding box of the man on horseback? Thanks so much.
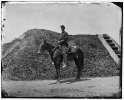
[58,25,69,68]
[37,26,84,80]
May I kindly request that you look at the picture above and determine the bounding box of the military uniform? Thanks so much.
[59,31,68,47]
[52,25,69,68]
[59,31,69,67]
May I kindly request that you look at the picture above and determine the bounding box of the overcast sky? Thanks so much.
[2,2,121,44]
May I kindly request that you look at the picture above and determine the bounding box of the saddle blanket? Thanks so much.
[69,46,78,53]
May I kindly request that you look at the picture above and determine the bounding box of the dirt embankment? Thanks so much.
[2,29,119,81]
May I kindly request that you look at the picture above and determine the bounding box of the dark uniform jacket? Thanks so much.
[59,31,69,47]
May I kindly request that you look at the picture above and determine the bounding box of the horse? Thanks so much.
[38,39,84,82]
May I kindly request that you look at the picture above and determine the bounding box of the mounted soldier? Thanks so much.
[58,25,69,68]
[52,25,79,69]
[38,26,84,81]
[53,25,69,68]
[53,25,79,68]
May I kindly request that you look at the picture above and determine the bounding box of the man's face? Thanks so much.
[61,27,65,31]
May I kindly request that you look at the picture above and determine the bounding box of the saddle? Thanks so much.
[53,41,78,57]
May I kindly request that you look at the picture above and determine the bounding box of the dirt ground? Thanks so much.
[2,76,120,97]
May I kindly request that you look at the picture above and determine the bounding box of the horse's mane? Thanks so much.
[45,41,56,48]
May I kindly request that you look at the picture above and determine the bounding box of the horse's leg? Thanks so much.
[54,62,58,80]
[57,62,61,82]
[54,62,61,82]
[74,58,82,80]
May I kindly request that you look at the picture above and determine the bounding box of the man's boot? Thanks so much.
[62,53,68,68]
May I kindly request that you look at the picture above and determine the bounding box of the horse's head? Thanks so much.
[38,39,47,54]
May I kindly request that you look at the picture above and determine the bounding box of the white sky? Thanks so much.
[2,2,122,44]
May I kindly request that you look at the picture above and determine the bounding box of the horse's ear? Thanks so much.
[41,39,46,44]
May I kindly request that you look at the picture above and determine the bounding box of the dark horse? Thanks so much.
[38,39,84,82]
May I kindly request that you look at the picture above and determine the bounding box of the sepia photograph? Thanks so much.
[1,1,122,98]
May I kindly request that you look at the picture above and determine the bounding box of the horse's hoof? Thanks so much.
[57,79,60,83]
[76,78,80,80]
[56,81,60,84]
[56,80,60,84]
